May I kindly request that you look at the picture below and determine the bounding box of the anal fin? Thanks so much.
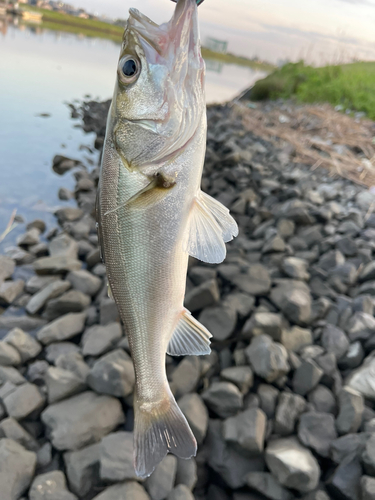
[167,309,212,356]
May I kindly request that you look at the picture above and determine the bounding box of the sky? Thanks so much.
[66,0,375,64]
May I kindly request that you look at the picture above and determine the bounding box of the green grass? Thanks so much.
[21,6,274,70]
[249,61,375,119]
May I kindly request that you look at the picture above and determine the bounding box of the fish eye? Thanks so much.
[118,56,140,84]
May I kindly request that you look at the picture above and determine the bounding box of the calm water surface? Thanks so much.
[0,22,266,249]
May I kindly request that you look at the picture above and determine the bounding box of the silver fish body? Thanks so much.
[97,0,238,478]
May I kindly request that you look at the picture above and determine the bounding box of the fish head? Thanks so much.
[111,0,205,170]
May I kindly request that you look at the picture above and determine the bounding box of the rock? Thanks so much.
[0,417,38,451]
[27,219,46,233]
[265,437,320,493]
[292,359,323,396]
[45,366,86,404]
[361,476,375,500]
[178,393,208,445]
[221,366,253,393]
[33,256,82,275]
[170,357,201,399]
[230,264,271,296]
[321,324,349,360]
[199,305,236,341]
[336,387,364,435]
[0,280,24,305]
[274,392,306,436]
[207,420,264,489]
[184,279,220,312]
[345,312,375,341]
[41,391,125,450]
[307,385,336,414]
[45,342,80,364]
[339,341,364,370]
[223,408,266,455]
[99,297,119,325]
[298,411,337,457]
[257,384,279,419]
[64,442,101,498]
[326,453,362,500]
[0,341,21,366]
[189,266,217,286]
[49,234,78,259]
[0,439,36,500]
[92,482,150,500]
[58,187,73,200]
[362,434,375,476]
[43,289,91,320]
[2,383,45,420]
[346,354,375,400]
[281,326,312,352]
[55,207,83,224]
[52,155,79,175]
[167,485,194,500]
[37,311,87,345]
[36,442,52,468]
[87,349,135,397]
[26,279,71,314]
[0,314,47,332]
[282,257,309,280]
[0,256,15,284]
[3,328,42,362]
[29,470,78,500]
[100,431,138,481]
[17,228,40,247]
[331,433,369,463]
[243,312,284,341]
[245,335,289,383]
[263,235,285,253]
[223,292,254,318]
[202,381,243,418]
[81,322,122,357]
[271,281,311,325]
[25,275,60,294]
[245,472,293,500]
[175,457,197,490]
[145,455,177,500]
[0,366,26,385]
[66,270,102,297]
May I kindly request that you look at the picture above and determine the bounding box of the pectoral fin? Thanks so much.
[167,308,212,356]
[184,191,238,264]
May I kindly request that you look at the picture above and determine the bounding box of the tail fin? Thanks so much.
[133,388,197,478]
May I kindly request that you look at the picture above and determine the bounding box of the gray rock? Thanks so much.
[55,207,83,224]
[243,312,284,341]
[331,433,369,463]
[265,437,320,493]
[41,391,125,450]
[230,264,271,296]
[359,261,375,282]
[0,314,47,332]
[100,431,137,482]
[202,381,243,418]
[3,328,42,362]
[88,349,135,397]
[2,383,45,420]
[26,279,71,315]
[318,250,345,272]
[167,485,194,500]
[0,366,26,385]
[298,411,337,457]
[222,292,254,318]
[175,457,197,490]
[37,311,87,345]
[45,342,80,364]
[245,472,293,500]
[0,255,15,284]
[64,442,101,498]
[0,417,38,451]
[274,392,306,436]
[346,312,375,341]
[245,335,289,383]
[336,387,364,435]
[281,326,312,352]
[257,384,279,419]
[189,266,217,286]
[207,420,264,489]
[326,453,361,500]
[346,354,375,400]
[92,482,150,500]
[339,341,364,370]
[45,366,86,404]
[292,359,323,396]
[33,256,82,275]
[66,270,102,297]
[361,476,375,500]
[99,297,120,325]
[55,351,90,381]
[0,438,36,500]
[223,408,266,455]
[25,275,60,294]
[0,341,21,366]
[282,257,309,280]
[36,442,52,468]
[321,324,349,360]
[178,393,208,445]
[362,434,375,476]
[0,280,24,305]
[26,360,49,384]
[49,233,78,259]
[221,366,253,393]
[184,279,220,312]
[263,235,285,253]
[58,187,73,200]
[145,455,177,500]
[43,289,91,320]
[307,385,337,414]
[82,322,122,357]
[29,470,78,500]
[17,228,40,247]
[170,357,201,399]
[199,305,236,341]
[271,281,311,325]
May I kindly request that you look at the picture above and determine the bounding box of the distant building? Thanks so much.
[205,37,228,54]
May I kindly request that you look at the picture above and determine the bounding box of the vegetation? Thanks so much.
[250,61,375,119]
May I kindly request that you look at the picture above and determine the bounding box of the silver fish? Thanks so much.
[97,0,238,478]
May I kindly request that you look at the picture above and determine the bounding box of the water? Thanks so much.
[0,20,266,249]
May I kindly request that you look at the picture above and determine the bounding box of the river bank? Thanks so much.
[1,98,375,499]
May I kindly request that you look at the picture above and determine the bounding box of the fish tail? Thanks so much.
[133,386,197,478]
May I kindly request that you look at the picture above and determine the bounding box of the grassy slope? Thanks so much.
[21,6,273,70]
[250,61,375,119]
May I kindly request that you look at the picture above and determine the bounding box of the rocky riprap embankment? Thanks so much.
[1,99,375,500]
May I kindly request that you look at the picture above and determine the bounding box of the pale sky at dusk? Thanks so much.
[66,0,375,64]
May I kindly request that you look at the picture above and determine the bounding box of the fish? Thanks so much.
[96,0,238,478]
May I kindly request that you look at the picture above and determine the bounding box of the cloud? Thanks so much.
[335,0,375,5]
